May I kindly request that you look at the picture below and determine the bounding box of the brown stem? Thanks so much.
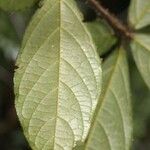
[87,0,133,39]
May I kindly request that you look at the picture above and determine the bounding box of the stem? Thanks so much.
[87,0,133,39]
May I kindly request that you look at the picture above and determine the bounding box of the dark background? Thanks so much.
[0,0,150,149]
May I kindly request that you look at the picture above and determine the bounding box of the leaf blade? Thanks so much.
[129,0,150,29]
[84,48,132,150]
[14,0,102,149]
[131,33,150,89]
[86,20,117,56]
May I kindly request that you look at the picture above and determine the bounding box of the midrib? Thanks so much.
[53,0,63,149]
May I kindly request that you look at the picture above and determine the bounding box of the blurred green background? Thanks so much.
[0,0,149,149]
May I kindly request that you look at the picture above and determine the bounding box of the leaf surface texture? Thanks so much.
[14,0,102,149]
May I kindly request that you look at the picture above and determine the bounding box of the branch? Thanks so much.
[87,0,133,39]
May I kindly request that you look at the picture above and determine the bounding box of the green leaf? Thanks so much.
[83,48,132,150]
[131,33,150,89]
[14,0,102,149]
[0,0,38,11]
[0,10,17,40]
[86,20,117,56]
[129,0,150,29]
[0,10,19,59]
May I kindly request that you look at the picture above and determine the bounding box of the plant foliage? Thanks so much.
[129,0,150,29]
[0,0,148,149]
[14,0,102,149]
[0,0,38,11]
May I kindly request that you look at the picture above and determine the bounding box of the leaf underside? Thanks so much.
[83,48,132,150]
[129,0,150,29]
[131,33,150,89]
[0,0,38,11]
[14,0,102,149]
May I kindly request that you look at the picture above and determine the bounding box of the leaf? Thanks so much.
[0,10,19,59]
[0,10,17,40]
[0,0,38,11]
[86,20,117,56]
[83,48,132,150]
[14,0,102,149]
[130,33,150,89]
[129,0,150,29]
